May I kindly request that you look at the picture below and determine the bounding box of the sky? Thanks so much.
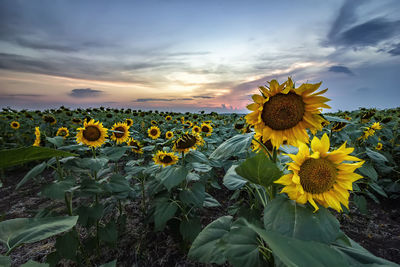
[0,0,399,113]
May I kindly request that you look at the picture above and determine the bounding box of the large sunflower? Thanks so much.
[111,122,130,144]
[200,123,213,136]
[76,119,108,148]
[274,133,364,212]
[245,78,330,148]
[173,132,204,153]
[33,127,41,147]
[153,150,179,167]
[127,138,143,154]
[10,121,20,129]
[56,127,69,138]
[148,126,161,139]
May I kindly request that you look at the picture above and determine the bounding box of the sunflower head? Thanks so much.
[245,78,330,148]
[153,150,179,167]
[10,121,20,129]
[165,115,172,121]
[151,120,158,125]
[173,132,204,153]
[76,119,108,148]
[275,133,364,212]
[125,118,134,127]
[192,125,201,134]
[127,138,143,154]
[56,127,70,138]
[376,142,383,150]
[72,118,82,124]
[200,123,213,136]
[33,127,41,146]
[43,115,57,125]
[331,122,347,132]
[111,122,130,144]
[370,122,382,130]
[165,131,174,140]
[148,126,161,139]
[234,123,245,130]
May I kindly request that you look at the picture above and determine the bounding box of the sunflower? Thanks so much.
[127,138,143,154]
[10,121,20,129]
[200,123,213,136]
[165,115,172,121]
[344,116,352,121]
[76,119,108,147]
[252,133,273,154]
[192,125,201,134]
[245,78,330,148]
[72,118,82,124]
[331,122,347,132]
[165,131,174,139]
[375,143,383,150]
[151,120,158,125]
[275,133,364,212]
[33,127,41,146]
[173,132,204,153]
[43,115,57,125]
[148,126,161,139]
[111,122,130,144]
[125,118,134,127]
[56,127,69,138]
[153,150,179,167]
[370,122,382,130]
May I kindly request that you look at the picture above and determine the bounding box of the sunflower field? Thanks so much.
[0,78,399,266]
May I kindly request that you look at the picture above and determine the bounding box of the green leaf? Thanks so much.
[203,193,221,207]
[0,216,78,253]
[0,146,77,169]
[99,260,117,267]
[155,166,188,191]
[55,231,78,260]
[365,148,388,162]
[21,260,49,267]
[209,133,253,160]
[16,162,46,189]
[179,183,205,207]
[223,164,247,190]
[245,221,349,267]
[358,163,378,181]
[41,178,75,200]
[77,204,104,227]
[191,162,212,172]
[76,157,109,172]
[103,174,132,197]
[324,115,350,123]
[224,220,263,267]
[180,217,202,242]
[154,198,178,231]
[185,150,209,164]
[188,216,233,264]
[235,153,282,188]
[353,195,367,215]
[99,221,118,243]
[263,196,340,243]
[369,183,387,198]
[46,136,64,148]
[102,146,128,161]
[0,255,11,267]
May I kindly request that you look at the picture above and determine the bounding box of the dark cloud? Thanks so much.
[0,93,44,98]
[69,88,103,98]
[388,43,400,56]
[327,0,361,43]
[192,95,214,99]
[134,98,194,102]
[328,65,354,75]
[15,38,80,52]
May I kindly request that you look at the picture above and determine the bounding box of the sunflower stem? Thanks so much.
[252,137,273,161]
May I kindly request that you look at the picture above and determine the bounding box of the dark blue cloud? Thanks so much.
[328,65,354,75]
[134,98,193,102]
[388,43,400,56]
[69,88,103,98]
[192,95,214,99]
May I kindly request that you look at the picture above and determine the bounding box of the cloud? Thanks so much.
[328,65,354,75]
[15,37,81,52]
[133,98,193,102]
[388,43,400,56]
[69,88,103,98]
[192,95,214,99]
[0,93,44,98]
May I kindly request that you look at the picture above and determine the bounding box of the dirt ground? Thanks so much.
[1,167,399,266]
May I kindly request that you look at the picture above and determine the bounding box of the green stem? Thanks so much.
[140,177,146,215]
[252,137,273,160]
[64,192,73,216]
[254,186,267,207]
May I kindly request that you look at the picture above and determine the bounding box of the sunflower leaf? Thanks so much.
[235,153,282,188]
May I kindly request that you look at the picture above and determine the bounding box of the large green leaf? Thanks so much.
[223,164,247,190]
[188,216,233,264]
[263,196,340,243]
[235,153,282,188]
[180,217,202,242]
[358,162,378,181]
[21,260,49,267]
[154,198,178,231]
[0,216,78,253]
[245,221,349,267]
[0,146,77,169]
[209,133,253,160]
[16,162,46,189]
[101,146,129,161]
[0,255,11,267]
[76,157,109,172]
[179,182,205,207]
[155,166,188,191]
[365,148,388,162]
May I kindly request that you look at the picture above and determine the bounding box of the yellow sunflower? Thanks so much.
[173,132,204,153]
[56,127,69,138]
[33,127,41,147]
[200,123,213,137]
[165,115,172,121]
[192,125,201,134]
[127,138,143,154]
[153,150,179,167]
[375,143,383,150]
[252,133,274,154]
[165,131,174,140]
[111,122,130,144]
[125,118,134,127]
[76,119,108,148]
[371,122,382,130]
[10,121,20,129]
[331,122,347,132]
[245,78,330,148]
[344,116,352,121]
[275,133,364,212]
[148,126,161,139]
[151,120,158,125]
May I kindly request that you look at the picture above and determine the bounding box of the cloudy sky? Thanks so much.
[0,0,399,112]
